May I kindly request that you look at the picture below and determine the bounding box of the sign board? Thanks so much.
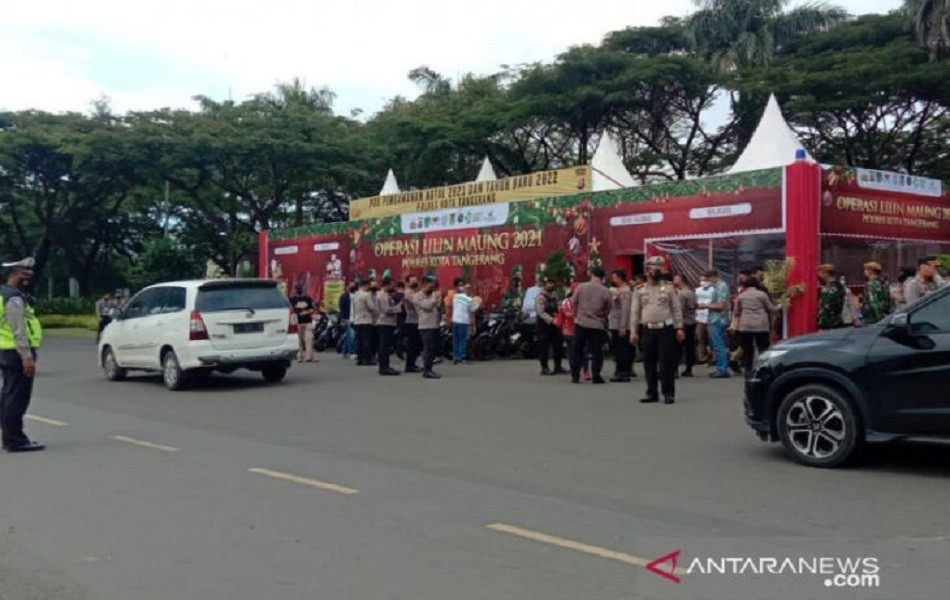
[855,168,942,198]
[349,166,590,220]
[821,185,950,242]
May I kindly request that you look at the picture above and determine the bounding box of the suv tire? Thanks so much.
[262,364,287,383]
[102,347,127,381]
[162,350,186,391]
[777,384,863,468]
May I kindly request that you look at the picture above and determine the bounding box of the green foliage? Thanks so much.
[39,314,99,330]
[127,238,203,291]
[542,250,572,292]
[34,297,96,316]
[743,13,950,178]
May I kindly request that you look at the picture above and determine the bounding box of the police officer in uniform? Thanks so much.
[375,276,403,376]
[1,258,45,452]
[402,275,423,373]
[352,279,377,366]
[535,277,565,375]
[412,275,442,379]
[629,257,684,405]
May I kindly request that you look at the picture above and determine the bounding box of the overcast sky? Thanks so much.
[0,0,903,117]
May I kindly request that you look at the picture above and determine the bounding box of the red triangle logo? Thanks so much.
[646,550,682,583]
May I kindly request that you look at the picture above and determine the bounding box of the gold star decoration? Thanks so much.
[588,237,601,255]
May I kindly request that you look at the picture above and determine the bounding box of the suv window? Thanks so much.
[160,287,187,313]
[195,283,288,313]
[910,293,950,334]
[123,288,163,320]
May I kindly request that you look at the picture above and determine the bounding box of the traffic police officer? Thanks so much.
[1,257,45,452]
[629,256,684,405]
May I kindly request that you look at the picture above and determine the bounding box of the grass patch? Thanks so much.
[40,314,99,331]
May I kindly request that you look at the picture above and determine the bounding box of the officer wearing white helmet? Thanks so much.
[0,257,45,452]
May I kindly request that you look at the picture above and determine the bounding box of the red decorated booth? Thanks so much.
[259,162,947,340]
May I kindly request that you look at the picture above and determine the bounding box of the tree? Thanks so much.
[905,0,950,59]
[510,46,636,164]
[127,238,202,291]
[0,110,146,293]
[744,13,950,177]
[542,249,572,293]
[687,0,849,145]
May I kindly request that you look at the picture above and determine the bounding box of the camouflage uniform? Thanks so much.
[862,278,892,325]
[817,281,846,330]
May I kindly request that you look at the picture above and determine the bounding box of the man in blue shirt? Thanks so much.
[337,282,356,359]
[698,269,731,378]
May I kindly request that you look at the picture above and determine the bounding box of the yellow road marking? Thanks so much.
[25,415,68,426]
[111,435,179,453]
[248,467,359,495]
[486,523,687,574]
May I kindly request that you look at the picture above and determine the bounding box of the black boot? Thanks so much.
[423,370,441,379]
[540,365,551,376]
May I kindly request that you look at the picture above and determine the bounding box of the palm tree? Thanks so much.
[905,0,950,60]
[688,0,849,70]
[688,0,848,147]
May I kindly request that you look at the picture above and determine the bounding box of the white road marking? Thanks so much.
[25,414,68,426]
[110,435,179,453]
[486,523,687,574]
[248,467,359,495]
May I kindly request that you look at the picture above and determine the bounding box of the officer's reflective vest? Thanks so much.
[0,289,42,349]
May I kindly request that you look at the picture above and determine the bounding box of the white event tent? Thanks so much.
[728,94,813,174]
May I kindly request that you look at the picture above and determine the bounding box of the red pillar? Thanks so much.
[258,229,269,278]
[784,162,822,337]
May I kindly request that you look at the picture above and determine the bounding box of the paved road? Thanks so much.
[4,334,950,599]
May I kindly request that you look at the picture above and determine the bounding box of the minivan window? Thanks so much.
[123,288,164,319]
[196,283,288,313]
[161,287,187,313]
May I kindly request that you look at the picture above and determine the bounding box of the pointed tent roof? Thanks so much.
[475,156,497,182]
[729,94,812,174]
[591,130,637,191]
[379,169,400,195]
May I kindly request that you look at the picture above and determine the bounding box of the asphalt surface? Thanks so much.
[3,333,950,599]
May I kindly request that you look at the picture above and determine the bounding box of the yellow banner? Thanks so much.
[322,280,344,312]
[349,166,590,220]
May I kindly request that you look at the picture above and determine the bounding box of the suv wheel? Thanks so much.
[162,350,186,391]
[262,364,287,383]
[102,347,127,381]
[777,384,862,468]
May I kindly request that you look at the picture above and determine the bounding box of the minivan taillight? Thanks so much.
[189,310,209,341]
[288,309,299,334]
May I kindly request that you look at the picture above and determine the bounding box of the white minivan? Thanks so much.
[98,279,299,390]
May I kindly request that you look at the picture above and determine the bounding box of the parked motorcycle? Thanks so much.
[314,312,342,352]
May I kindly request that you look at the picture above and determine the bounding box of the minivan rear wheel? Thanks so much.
[162,350,186,391]
[777,384,862,468]
[262,364,287,383]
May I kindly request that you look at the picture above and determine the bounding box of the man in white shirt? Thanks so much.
[694,276,713,364]
[452,282,477,364]
[521,279,542,325]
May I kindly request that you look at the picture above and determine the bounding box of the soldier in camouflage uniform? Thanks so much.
[817,264,845,330]
[861,261,892,325]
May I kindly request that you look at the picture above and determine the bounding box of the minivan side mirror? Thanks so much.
[110,308,123,320]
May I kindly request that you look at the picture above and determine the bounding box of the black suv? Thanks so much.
[745,285,950,467]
